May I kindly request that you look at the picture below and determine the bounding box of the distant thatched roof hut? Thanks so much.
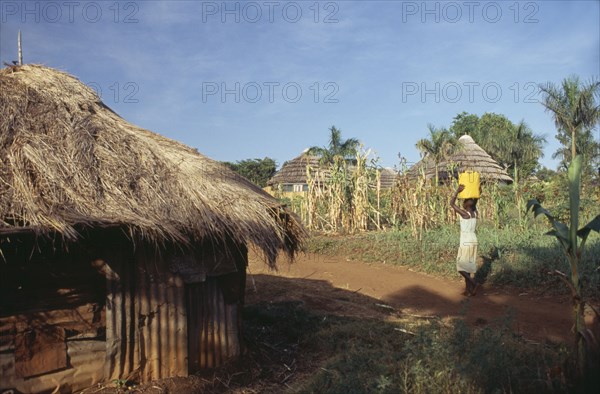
[267,151,397,192]
[0,65,305,392]
[379,168,399,189]
[407,135,513,184]
[266,151,323,191]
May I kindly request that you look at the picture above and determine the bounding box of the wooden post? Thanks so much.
[18,30,23,65]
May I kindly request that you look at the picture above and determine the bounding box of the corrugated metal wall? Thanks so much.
[105,246,188,382]
[136,247,188,381]
[105,244,245,382]
[1,238,246,390]
[186,279,240,371]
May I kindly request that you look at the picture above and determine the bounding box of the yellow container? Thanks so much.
[458,171,480,199]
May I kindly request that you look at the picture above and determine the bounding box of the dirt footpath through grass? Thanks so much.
[248,252,582,344]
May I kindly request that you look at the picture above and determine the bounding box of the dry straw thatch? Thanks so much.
[0,65,304,264]
[268,151,398,190]
[267,151,323,186]
[378,167,399,189]
[407,135,513,183]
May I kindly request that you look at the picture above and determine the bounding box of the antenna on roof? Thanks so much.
[18,30,23,65]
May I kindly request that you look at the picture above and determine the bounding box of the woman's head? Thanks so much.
[463,198,478,210]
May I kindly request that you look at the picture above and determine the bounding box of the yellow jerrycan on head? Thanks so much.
[458,171,480,199]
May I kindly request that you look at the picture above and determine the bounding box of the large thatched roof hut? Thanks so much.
[0,65,305,392]
[407,135,513,184]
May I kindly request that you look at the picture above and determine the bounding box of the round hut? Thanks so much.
[407,135,513,184]
[0,65,305,393]
[267,151,398,194]
[266,150,323,193]
[378,167,399,189]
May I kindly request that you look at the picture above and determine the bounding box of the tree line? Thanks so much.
[224,75,599,187]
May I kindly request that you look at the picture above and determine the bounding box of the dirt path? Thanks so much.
[248,253,578,344]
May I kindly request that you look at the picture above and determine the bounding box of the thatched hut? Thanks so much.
[266,150,322,193]
[266,151,398,194]
[0,65,305,393]
[378,168,399,189]
[406,135,513,184]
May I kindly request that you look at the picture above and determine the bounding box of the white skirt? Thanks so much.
[456,244,477,273]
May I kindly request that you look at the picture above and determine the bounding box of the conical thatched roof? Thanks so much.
[267,152,324,186]
[378,168,399,189]
[0,65,305,264]
[268,152,398,189]
[407,135,513,183]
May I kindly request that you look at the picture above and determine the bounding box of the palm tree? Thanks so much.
[539,76,600,163]
[308,126,360,165]
[416,124,457,183]
[495,120,546,184]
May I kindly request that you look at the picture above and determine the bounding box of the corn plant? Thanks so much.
[527,155,600,376]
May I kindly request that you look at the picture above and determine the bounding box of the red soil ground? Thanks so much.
[248,252,592,344]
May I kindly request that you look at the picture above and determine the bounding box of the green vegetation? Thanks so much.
[449,112,546,181]
[223,157,277,187]
[415,124,458,184]
[539,76,600,179]
[274,77,600,388]
[199,302,574,393]
[308,125,360,165]
[298,315,567,394]
[527,76,600,377]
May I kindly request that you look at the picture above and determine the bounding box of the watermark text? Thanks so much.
[1,1,140,23]
[401,1,540,23]
[202,81,339,103]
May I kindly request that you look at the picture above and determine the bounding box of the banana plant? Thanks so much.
[527,155,600,375]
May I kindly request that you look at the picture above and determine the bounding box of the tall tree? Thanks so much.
[308,126,360,164]
[539,76,600,178]
[415,124,458,183]
[489,120,546,183]
[449,112,481,140]
[416,124,456,160]
[223,157,277,187]
[450,112,545,180]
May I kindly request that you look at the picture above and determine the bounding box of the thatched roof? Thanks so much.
[407,135,513,183]
[379,168,399,189]
[268,152,397,189]
[0,65,305,265]
[267,152,322,186]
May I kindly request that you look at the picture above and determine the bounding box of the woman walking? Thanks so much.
[450,184,480,296]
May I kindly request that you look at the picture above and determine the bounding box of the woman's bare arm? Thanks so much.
[450,185,470,219]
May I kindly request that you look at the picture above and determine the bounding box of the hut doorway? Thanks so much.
[185,274,243,373]
[184,241,248,373]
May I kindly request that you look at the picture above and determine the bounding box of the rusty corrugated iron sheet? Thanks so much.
[105,246,189,382]
[186,279,240,371]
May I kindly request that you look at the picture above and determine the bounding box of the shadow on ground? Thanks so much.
[96,274,590,393]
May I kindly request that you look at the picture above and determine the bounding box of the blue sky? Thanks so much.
[1,0,599,170]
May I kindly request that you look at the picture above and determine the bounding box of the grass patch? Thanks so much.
[120,301,592,393]
[296,315,570,394]
[242,302,572,393]
[306,224,600,298]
